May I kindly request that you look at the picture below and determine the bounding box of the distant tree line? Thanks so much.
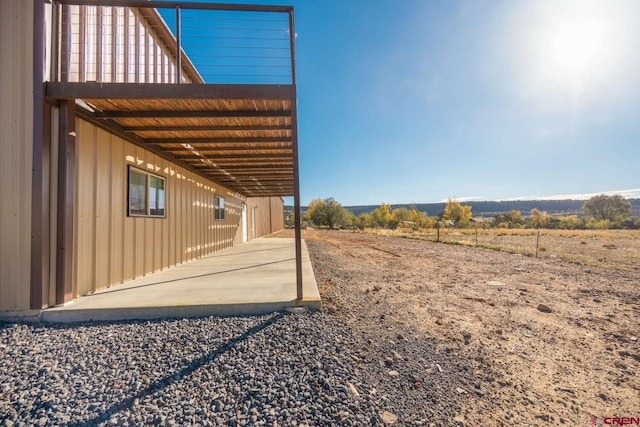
[343,198,640,218]
[301,194,640,230]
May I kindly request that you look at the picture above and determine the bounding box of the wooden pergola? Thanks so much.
[34,0,304,307]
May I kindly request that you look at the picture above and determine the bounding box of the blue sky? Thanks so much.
[168,0,640,205]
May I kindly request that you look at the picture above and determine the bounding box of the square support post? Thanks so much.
[292,98,303,302]
[31,0,51,310]
[56,100,76,305]
[289,9,303,302]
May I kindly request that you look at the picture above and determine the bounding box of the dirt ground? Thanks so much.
[279,229,640,425]
[386,228,640,273]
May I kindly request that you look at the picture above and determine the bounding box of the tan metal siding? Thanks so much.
[109,135,125,285]
[270,198,285,233]
[73,119,247,296]
[245,197,285,239]
[0,0,34,311]
[74,120,96,296]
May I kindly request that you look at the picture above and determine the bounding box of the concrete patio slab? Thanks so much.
[40,238,320,322]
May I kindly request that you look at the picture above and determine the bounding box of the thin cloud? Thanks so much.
[502,188,640,201]
[438,196,486,203]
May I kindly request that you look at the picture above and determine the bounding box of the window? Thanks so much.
[214,196,225,220]
[128,166,166,217]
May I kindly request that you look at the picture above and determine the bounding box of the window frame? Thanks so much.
[214,195,225,220]
[127,165,166,218]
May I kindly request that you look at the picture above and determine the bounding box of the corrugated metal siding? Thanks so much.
[246,197,285,238]
[270,198,284,234]
[0,1,34,311]
[73,119,247,296]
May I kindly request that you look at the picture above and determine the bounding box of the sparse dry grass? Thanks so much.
[365,228,640,272]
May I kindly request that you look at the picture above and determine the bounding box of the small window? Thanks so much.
[214,196,225,220]
[128,166,166,217]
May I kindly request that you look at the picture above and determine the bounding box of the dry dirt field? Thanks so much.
[379,228,640,273]
[282,229,640,425]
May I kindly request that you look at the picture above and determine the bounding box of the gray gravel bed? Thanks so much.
[0,313,382,426]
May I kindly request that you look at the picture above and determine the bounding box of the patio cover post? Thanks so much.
[31,0,50,309]
[289,9,303,302]
[292,98,302,302]
[56,100,76,305]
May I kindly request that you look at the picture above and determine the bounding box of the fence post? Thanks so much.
[535,227,541,258]
[475,223,479,247]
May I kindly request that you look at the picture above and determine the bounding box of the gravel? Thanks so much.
[1,233,498,426]
[0,307,482,426]
[1,313,382,426]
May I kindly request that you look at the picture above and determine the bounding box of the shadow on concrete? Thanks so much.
[82,258,295,297]
[199,245,291,259]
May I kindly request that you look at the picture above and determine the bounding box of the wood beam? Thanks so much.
[219,185,294,190]
[147,137,291,145]
[46,82,295,101]
[95,110,291,119]
[124,125,292,132]
[229,182,294,186]
[192,161,293,167]
[177,153,292,161]
[197,165,294,171]
[211,173,293,177]
[231,187,293,192]
[200,166,292,172]
[167,146,291,154]
[189,163,292,169]
[205,168,293,172]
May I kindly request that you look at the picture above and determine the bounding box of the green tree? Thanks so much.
[370,203,393,228]
[443,199,472,226]
[355,212,372,229]
[529,208,551,228]
[305,198,325,224]
[392,207,411,222]
[583,194,631,222]
[305,198,352,229]
[494,210,523,228]
[284,209,295,227]
[391,207,411,228]
[558,215,585,230]
[412,210,436,228]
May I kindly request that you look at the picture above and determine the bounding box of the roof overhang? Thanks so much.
[46,82,297,197]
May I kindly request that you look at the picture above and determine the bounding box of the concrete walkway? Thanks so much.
[41,238,321,322]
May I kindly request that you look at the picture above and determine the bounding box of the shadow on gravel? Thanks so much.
[67,312,286,427]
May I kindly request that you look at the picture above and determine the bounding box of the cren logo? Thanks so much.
[591,417,640,426]
[605,418,640,426]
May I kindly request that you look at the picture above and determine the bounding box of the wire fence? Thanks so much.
[375,227,640,273]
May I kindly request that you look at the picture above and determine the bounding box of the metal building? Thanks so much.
[0,0,303,314]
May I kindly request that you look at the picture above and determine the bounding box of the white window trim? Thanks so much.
[214,195,225,220]
[127,165,166,218]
